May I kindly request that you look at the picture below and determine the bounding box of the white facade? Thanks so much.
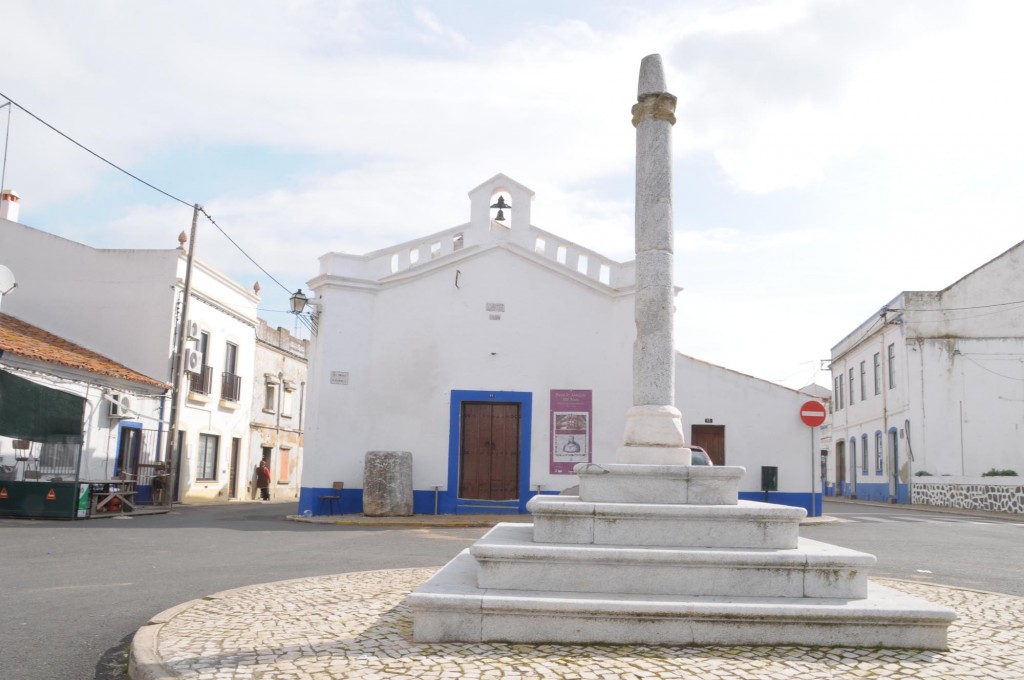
[300,175,823,515]
[249,320,308,501]
[830,240,1024,502]
[0,212,259,502]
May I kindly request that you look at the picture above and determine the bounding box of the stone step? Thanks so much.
[528,496,805,549]
[575,463,744,505]
[408,550,956,649]
[470,524,872,599]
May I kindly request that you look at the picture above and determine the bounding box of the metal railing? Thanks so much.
[187,365,213,395]
[221,372,242,402]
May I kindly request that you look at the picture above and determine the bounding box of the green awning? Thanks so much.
[0,370,85,440]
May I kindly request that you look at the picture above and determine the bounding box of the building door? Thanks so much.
[836,440,846,494]
[690,424,725,466]
[459,402,520,501]
[115,425,142,478]
[889,429,899,500]
[228,438,240,499]
[172,430,184,503]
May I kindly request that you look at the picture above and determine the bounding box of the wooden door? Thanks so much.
[228,438,240,499]
[691,424,725,466]
[459,402,520,500]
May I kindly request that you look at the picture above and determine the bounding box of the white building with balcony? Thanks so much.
[300,175,825,516]
[829,238,1024,502]
[0,192,259,503]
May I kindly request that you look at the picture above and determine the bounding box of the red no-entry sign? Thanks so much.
[799,400,827,427]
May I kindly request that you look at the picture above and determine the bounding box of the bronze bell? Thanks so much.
[490,195,510,222]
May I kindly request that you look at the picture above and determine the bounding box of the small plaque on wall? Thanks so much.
[330,371,349,385]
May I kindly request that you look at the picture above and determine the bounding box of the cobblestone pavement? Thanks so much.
[130,567,1024,679]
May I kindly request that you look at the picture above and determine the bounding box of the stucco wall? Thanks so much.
[0,219,178,381]
[677,357,822,496]
[304,246,635,495]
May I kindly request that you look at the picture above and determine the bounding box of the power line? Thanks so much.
[0,91,192,208]
[199,208,291,294]
[0,90,295,296]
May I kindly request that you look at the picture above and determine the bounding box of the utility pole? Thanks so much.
[165,203,201,501]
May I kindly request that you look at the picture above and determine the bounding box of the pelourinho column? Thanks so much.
[616,53,690,465]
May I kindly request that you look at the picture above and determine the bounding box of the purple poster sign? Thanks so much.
[550,389,593,474]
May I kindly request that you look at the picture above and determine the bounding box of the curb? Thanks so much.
[286,513,840,527]
[128,599,205,680]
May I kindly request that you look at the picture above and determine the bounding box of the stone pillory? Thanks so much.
[617,54,690,465]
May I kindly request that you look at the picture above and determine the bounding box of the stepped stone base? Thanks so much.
[529,496,804,548]
[409,465,956,649]
[471,524,872,599]
[409,549,956,649]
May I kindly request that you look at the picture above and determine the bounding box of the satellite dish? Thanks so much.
[0,265,15,296]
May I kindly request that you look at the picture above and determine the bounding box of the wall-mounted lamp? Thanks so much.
[290,288,320,335]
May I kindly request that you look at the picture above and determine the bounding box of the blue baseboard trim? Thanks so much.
[298,487,557,517]
[298,487,364,516]
[834,482,908,504]
[739,491,822,517]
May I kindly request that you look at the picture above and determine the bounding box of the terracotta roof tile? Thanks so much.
[0,312,168,390]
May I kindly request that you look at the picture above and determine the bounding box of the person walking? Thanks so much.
[256,460,271,501]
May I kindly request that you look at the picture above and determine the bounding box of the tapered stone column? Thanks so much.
[616,54,689,465]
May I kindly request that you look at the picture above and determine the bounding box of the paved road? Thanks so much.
[0,502,487,680]
[806,500,1024,597]
[2,499,1021,679]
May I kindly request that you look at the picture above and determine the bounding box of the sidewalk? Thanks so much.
[129,565,1024,679]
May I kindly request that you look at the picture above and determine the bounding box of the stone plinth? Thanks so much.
[472,524,872,599]
[528,496,804,548]
[575,462,743,505]
[363,450,413,517]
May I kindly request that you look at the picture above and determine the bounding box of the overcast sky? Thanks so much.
[2,0,1023,390]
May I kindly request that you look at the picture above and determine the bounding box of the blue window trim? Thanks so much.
[446,390,533,514]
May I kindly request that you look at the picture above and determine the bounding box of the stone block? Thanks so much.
[575,463,743,505]
[362,450,413,516]
[471,524,872,599]
[528,497,803,549]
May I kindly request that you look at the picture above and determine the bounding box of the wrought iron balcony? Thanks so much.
[221,372,242,402]
[187,365,213,395]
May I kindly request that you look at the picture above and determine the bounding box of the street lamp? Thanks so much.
[290,288,309,314]
[290,288,319,334]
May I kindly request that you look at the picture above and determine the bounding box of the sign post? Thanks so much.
[799,400,827,517]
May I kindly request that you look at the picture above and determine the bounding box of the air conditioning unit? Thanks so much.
[187,320,200,339]
[108,394,131,419]
[185,348,202,373]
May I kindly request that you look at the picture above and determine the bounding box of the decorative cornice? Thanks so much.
[631,93,677,127]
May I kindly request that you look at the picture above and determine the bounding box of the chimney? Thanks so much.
[1,189,20,223]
